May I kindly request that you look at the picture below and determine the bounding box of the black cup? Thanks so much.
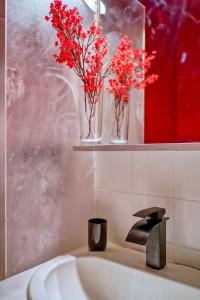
[88,218,107,251]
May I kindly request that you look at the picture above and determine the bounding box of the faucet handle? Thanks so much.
[133,207,166,221]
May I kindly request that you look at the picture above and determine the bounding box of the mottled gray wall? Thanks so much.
[7,0,95,276]
[0,0,5,280]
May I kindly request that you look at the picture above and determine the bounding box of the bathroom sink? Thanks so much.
[28,246,200,300]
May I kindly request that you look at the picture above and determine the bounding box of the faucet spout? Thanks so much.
[125,207,169,269]
[126,218,162,245]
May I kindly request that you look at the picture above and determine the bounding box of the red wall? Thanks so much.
[142,0,200,143]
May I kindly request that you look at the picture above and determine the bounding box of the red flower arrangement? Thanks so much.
[45,1,158,143]
[108,36,158,142]
[45,0,111,140]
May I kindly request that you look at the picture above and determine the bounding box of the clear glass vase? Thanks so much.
[110,98,130,144]
[79,88,103,144]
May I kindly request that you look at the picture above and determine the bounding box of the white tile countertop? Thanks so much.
[1,243,200,300]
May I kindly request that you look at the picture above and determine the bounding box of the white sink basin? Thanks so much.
[28,245,200,300]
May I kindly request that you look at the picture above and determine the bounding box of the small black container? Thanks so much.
[88,218,107,251]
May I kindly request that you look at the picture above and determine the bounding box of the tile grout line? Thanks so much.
[93,151,98,216]
[95,187,200,204]
[96,187,132,195]
[170,197,200,204]
[131,151,135,223]
[132,151,134,195]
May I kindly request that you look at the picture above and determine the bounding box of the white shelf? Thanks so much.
[73,143,200,151]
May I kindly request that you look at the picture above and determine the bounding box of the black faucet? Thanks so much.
[126,207,169,270]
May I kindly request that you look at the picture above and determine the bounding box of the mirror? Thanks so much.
[84,0,200,144]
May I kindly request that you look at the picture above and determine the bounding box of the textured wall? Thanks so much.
[7,0,95,277]
[0,0,5,280]
[5,0,145,277]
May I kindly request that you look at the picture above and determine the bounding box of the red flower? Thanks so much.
[46,0,111,102]
[108,36,159,103]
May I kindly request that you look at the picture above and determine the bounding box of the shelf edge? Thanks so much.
[73,143,200,151]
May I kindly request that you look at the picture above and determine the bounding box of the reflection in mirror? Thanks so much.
[100,0,145,143]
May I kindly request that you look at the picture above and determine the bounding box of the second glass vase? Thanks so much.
[110,98,130,144]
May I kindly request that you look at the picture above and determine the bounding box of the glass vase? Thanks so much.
[110,98,130,144]
[79,88,103,144]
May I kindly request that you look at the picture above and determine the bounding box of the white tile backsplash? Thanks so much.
[133,152,172,197]
[95,152,132,192]
[96,189,133,232]
[173,152,200,201]
[95,150,200,269]
[171,197,200,267]
[172,199,200,250]
[172,245,200,269]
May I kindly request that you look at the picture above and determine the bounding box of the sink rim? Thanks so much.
[27,244,200,300]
